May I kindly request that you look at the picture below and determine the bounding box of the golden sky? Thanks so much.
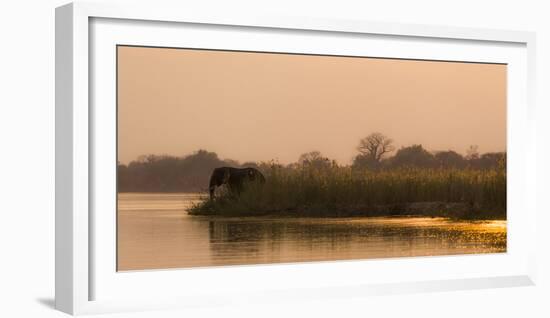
[117,46,506,165]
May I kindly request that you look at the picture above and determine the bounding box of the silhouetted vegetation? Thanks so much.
[351,134,505,171]
[117,150,241,192]
[189,162,506,219]
[119,133,506,219]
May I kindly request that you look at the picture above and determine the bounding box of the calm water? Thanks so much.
[117,193,507,271]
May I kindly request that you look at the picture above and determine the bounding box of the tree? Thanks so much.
[117,149,240,192]
[298,151,331,169]
[390,144,435,168]
[352,154,381,170]
[434,150,466,168]
[473,152,506,169]
[357,133,395,163]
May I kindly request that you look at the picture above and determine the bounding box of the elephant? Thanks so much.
[208,167,266,199]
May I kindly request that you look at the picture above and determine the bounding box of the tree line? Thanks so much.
[118,132,505,193]
[351,133,504,170]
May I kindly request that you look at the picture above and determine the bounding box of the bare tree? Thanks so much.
[357,132,395,162]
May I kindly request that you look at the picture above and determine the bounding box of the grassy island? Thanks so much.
[188,165,506,220]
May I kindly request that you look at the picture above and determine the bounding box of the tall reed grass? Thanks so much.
[189,165,506,219]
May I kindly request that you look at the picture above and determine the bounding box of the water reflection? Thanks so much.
[205,217,506,266]
[117,193,506,271]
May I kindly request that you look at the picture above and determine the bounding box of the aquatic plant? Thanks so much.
[188,164,506,219]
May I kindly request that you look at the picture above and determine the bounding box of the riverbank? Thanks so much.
[188,200,505,219]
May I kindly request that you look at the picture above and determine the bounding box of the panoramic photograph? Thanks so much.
[116,45,507,271]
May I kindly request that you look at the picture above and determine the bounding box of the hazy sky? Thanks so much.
[117,46,506,165]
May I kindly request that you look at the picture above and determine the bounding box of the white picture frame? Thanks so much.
[55,1,537,315]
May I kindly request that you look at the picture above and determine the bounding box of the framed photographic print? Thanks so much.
[56,2,537,315]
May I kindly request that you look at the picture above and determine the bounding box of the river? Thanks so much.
[117,193,506,271]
